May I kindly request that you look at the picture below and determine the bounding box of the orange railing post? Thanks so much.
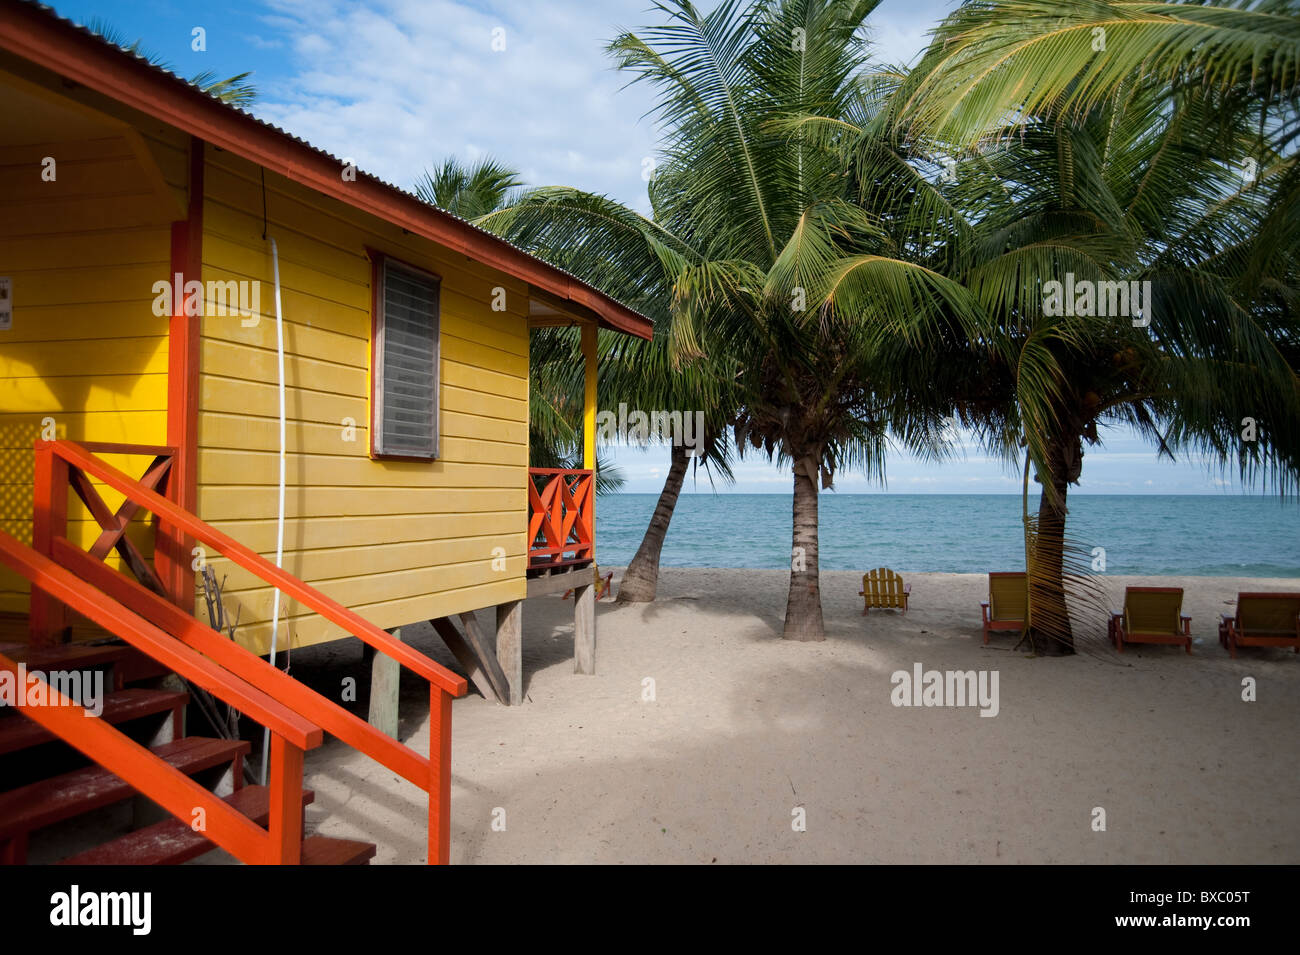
[429,686,453,865]
[266,734,305,864]
[30,440,68,646]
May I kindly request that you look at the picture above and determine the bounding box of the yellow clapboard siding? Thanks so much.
[198,413,525,465]
[202,158,532,299]
[0,229,169,272]
[0,338,168,380]
[0,374,168,414]
[1,194,177,235]
[197,484,524,520]
[198,448,525,489]
[0,410,166,448]
[441,360,527,401]
[0,136,136,165]
[216,556,529,616]
[212,576,529,656]
[202,303,368,368]
[201,375,363,425]
[0,262,171,307]
[212,538,526,595]
[442,384,526,422]
[0,301,169,343]
[200,337,366,395]
[209,511,524,553]
[203,194,534,310]
[201,334,527,395]
[0,157,154,202]
[201,377,528,443]
[137,129,191,190]
[202,231,371,310]
[198,254,530,357]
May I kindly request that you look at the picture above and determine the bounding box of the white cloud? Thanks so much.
[254,0,660,210]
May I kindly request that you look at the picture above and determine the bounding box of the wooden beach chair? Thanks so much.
[1108,587,1192,654]
[980,572,1026,644]
[1218,592,1300,658]
[859,568,910,614]
[563,565,614,601]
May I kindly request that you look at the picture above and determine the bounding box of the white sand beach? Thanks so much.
[276,569,1300,865]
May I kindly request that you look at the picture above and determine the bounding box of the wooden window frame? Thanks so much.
[369,250,441,461]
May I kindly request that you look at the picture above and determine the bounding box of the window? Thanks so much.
[371,256,440,459]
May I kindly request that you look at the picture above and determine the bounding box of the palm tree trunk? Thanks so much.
[616,444,690,603]
[1029,433,1077,655]
[783,459,824,641]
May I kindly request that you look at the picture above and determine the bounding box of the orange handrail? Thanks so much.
[0,534,314,864]
[0,650,290,863]
[29,439,469,864]
[57,541,434,804]
[0,532,320,750]
[45,440,465,695]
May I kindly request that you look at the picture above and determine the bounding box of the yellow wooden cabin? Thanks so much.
[0,1,649,692]
[0,2,650,865]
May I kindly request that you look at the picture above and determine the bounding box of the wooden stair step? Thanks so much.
[56,785,316,865]
[300,835,377,866]
[0,735,248,840]
[0,687,188,757]
[0,642,128,672]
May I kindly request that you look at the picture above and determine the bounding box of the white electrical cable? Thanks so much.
[261,236,287,785]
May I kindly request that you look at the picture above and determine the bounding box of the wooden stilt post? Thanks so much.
[574,582,595,675]
[368,627,401,739]
[496,600,522,705]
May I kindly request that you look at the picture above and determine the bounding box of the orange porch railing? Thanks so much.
[527,467,593,571]
[5,439,468,864]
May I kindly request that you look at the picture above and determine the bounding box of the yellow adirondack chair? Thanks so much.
[860,568,910,614]
[1219,592,1300,657]
[1108,587,1192,653]
[981,572,1027,644]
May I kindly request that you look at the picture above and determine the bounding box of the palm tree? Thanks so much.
[414,157,523,219]
[480,187,740,602]
[890,1,1300,650]
[490,0,979,639]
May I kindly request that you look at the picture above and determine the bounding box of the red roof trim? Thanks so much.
[0,1,653,340]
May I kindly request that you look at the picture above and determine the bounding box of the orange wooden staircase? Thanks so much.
[0,440,467,865]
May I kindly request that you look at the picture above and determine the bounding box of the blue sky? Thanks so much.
[50,0,1273,494]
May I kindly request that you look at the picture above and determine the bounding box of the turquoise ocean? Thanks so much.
[594,494,1300,577]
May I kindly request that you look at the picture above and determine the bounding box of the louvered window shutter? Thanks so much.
[374,259,439,458]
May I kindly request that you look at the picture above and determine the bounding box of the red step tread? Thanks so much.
[0,735,248,839]
[0,688,188,757]
[1,642,128,672]
[301,835,377,866]
[57,786,317,865]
